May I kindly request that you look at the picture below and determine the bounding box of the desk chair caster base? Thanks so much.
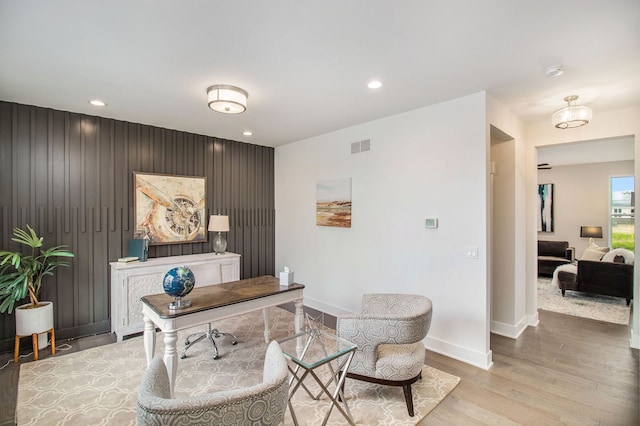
[180,323,238,360]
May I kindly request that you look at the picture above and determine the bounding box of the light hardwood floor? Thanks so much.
[1,308,637,425]
[422,309,638,425]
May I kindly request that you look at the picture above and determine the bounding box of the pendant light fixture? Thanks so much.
[551,95,592,129]
[207,85,248,114]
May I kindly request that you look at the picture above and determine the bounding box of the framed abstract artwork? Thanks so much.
[134,172,207,245]
[316,178,352,228]
[537,183,554,232]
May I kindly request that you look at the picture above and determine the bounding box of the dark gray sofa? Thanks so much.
[558,258,633,305]
[538,240,574,277]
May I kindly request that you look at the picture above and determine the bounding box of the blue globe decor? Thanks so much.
[163,266,195,310]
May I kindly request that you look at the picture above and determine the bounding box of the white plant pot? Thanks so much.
[15,301,54,349]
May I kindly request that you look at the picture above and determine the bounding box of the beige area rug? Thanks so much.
[17,307,460,425]
[538,277,631,325]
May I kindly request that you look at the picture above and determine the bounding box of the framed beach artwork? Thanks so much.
[537,183,554,232]
[316,178,352,228]
[134,172,207,245]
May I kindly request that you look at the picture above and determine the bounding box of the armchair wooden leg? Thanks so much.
[402,371,421,417]
[402,383,415,417]
[343,370,422,417]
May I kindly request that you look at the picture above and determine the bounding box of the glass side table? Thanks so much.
[278,329,357,426]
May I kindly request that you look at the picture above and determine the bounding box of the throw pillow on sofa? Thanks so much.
[580,248,607,261]
[579,246,609,261]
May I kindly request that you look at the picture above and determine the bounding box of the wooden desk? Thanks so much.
[141,275,305,397]
[110,252,240,340]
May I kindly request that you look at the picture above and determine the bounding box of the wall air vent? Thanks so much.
[350,139,371,155]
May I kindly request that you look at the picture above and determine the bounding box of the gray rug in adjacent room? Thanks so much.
[16,306,460,426]
[538,277,631,325]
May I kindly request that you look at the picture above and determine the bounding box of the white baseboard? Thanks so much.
[425,335,493,370]
[490,316,528,339]
[303,296,354,317]
[630,328,639,349]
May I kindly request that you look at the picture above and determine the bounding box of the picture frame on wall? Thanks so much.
[316,177,352,228]
[134,172,207,245]
[537,183,554,232]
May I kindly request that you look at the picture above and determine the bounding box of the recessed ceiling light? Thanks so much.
[243,131,253,136]
[545,66,565,78]
[89,99,106,107]
[367,80,383,89]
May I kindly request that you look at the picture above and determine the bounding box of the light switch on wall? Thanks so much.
[466,247,479,258]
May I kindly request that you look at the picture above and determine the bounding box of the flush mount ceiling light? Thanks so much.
[89,99,106,107]
[367,80,382,89]
[207,85,248,114]
[551,95,592,129]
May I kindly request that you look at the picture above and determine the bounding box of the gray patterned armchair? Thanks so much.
[337,293,432,417]
[137,340,289,426]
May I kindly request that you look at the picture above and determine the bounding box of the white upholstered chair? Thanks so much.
[336,293,433,417]
[137,340,289,426]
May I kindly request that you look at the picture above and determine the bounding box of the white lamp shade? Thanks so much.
[207,85,247,114]
[551,96,592,129]
[208,215,229,232]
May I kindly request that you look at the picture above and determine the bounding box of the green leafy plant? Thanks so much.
[0,225,74,314]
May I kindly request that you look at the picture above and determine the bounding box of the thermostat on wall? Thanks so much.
[424,218,438,228]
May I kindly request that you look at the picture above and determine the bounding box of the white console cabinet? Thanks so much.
[110,252,240,340]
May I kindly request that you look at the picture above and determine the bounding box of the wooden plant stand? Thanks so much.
[14,328,55,363]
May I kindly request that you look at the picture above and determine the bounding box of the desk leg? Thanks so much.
[263,308,270,343]
[163,330,178,398]
[143,313,156,366]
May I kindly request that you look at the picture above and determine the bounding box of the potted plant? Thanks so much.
[0,225,74,352]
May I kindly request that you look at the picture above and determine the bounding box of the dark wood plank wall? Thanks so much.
[0,101,275,352]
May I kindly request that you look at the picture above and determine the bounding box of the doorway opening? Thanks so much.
[535,137,635,327]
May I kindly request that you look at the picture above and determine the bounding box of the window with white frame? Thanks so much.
[610,176,635,251]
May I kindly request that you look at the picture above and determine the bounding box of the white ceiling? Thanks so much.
[537,136,635,167]
[1,1,639,148]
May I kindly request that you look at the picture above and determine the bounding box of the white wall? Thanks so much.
[275,92,492,368]
[275,94,639,367]
[526,106,639,348]
[491,137,517,330]
[536,160,634,257]
[486,97,528,338]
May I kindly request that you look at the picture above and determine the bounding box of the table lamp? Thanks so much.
[580,226,603,248]
[209,215,229,254]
